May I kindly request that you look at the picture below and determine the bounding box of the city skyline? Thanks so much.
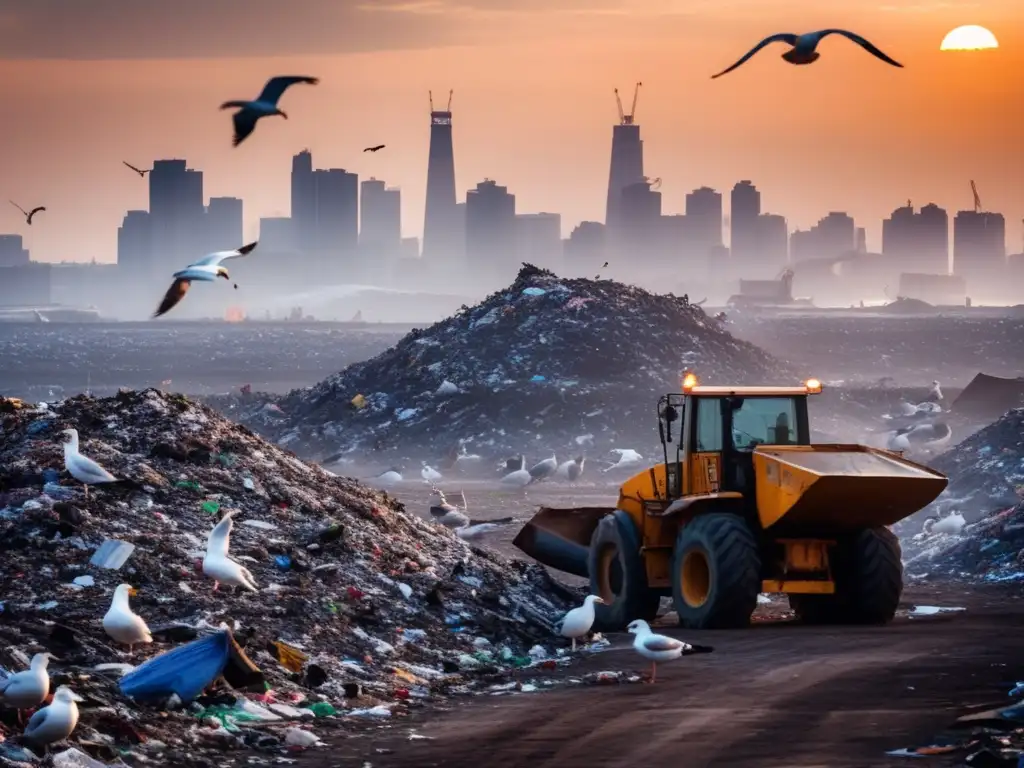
[1,0,1021,264]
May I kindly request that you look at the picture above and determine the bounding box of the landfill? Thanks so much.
[896,408,1024,583]
[922,408,1024,519]
[0,389,579,765]
[227,265,796,465]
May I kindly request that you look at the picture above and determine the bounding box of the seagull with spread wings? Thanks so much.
[220,75,319,147]
[10,200,45,225]
[363,144,386,152]
[123,161,150,178]
[711,29,903,79]
[153,242,257,318]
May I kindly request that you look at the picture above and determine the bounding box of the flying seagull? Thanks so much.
[123,161,150,178]
[220,75,319,147]
[363,144,386,152]
[153,242,257,318]
[711,29,903,79]
[10,200,45,225]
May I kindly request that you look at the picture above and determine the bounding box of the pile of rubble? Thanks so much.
[0,390,576,765]
[926,408,1024,518]
[902,499,1024,582]
[246,265,794,464]
[896,409,1024,581]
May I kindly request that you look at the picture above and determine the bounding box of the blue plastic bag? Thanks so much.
[120,631,231,702]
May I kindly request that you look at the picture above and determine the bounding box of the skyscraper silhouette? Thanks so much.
[605,83,645,231]
[730,181,761,274]
[422,90,461,273]
[291,150,316,255]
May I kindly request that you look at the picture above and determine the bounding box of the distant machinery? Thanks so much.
[614,82,642,125]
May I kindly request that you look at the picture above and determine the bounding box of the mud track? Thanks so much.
[316,582,1024,768]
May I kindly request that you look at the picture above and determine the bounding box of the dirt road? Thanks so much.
[317,582,1023,768]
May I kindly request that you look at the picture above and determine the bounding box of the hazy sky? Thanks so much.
[1,0,1021,263]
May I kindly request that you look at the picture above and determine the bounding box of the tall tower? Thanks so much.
[605,83,645,230]
[422,90,460,270]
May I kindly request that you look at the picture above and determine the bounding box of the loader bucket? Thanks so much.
[512,506,614,577]
[753,444,948,532]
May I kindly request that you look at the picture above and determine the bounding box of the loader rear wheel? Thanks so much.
[671,513,761,629]
[790,527,903,625]
[587,511,661,632]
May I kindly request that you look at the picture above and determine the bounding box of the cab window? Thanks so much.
[695,399,723,451]
[730,397,798,450]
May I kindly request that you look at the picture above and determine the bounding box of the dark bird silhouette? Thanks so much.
[220,75,319,147]
[363,144,386,152]
[153,242,257,318]
[122,161,150,178]
[10,201,45,225]
[711,29,903,79]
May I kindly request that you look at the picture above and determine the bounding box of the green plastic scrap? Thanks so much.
[301,701,337,717]
[201,501,221,515]
[193,704,265,731]
[215,453,237,467]
[510,656,533,668]
[175,480,201,491]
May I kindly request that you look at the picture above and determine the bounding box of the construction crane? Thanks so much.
[429,89,453,113]
[614,82,642,125]
[970,179,982,213]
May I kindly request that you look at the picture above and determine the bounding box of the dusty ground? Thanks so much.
[312,582,1022,768]
[287,482,1024,768]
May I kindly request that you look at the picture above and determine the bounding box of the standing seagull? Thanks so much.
[711,29,903,79]
[528,454,558,483]
[153,242,257,318]
[202,511,259,593]
[102,584,153,653]
[0,653,53,725]
[122,161,150,178]
[363,144,386,152]
[220,75,319,147]
[61,428,121,499]
[9,200,45,225]
[627,620,713,684]
[555,595,605,651]
[22,685,80,749]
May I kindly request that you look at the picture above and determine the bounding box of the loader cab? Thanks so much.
[658,378,818,500]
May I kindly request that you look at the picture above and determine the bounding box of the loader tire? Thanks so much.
[671,513,761,629]
[790,527,903,625]
[587,511,661,632]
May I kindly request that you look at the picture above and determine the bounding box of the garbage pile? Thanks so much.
[925,408,1024,519]
[901,498,1024,582]
[255,265,794,463]
[0,390,576,764]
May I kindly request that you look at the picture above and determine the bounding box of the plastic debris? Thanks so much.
[89,539,136,570]
[120,629,263,702]
[221,265,794,463]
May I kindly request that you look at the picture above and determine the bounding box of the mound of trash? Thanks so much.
[257,265,794,463]
[921,408,1024,520]
[902,499,1024,582]
[0,390,575,765]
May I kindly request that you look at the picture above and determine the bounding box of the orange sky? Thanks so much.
[1,0,1021,264]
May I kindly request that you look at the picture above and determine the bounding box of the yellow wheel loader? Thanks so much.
[513,375,948,630]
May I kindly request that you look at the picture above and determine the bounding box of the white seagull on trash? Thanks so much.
[555,595,605,651]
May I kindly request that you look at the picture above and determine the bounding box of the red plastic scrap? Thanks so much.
[346,586,364,601]
[394,689,410,700]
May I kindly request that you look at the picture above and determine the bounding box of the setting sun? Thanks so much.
[940,25,999,51]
